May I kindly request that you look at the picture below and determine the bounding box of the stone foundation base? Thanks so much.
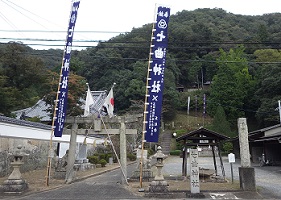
[186,191,205,198]
[130,169,153,181]
[74,163,95,171]
[0,179,28,194]
[145,192,186,199]
[54,171,66,180]
[149,180,169,192]
[239,167,256,191]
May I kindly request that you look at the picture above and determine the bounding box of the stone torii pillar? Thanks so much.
[63,115,138,184]
[65,120,78,184]
[119,116,127,184]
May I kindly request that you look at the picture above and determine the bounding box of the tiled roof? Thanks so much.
[12,90,107,122]
[0,115,51,130]
[12,99,52,121]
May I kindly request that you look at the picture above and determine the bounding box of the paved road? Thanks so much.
[2,156,281,199]
[161,156,281,199]
[4,164,144,200]
[224,159,281,199]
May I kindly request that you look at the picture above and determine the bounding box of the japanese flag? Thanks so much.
[103,88,114,118]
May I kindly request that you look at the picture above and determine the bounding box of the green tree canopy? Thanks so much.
[209,46,255,126]
[207,105,234,137]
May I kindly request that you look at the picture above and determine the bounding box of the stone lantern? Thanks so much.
[149,146,168,192]
[1,145,29,194]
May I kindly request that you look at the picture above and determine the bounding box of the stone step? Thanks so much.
[160,131,172,155]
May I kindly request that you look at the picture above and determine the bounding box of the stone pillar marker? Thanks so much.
[238,118,251,167]
[190,149,200,194]
[238,118,256,191]
[77,143,87,163]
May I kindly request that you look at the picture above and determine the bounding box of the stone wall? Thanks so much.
[0,137,53,177]
[0,151,10,177]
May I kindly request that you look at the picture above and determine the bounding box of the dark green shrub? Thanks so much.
[147,148,155,156]
[170,150,181,156]
[106,153,113,162]
[88,156,99,164]
[127,153,136,161]
[223,142,233,154]
[99,154,107,161]
[98,159,107,167]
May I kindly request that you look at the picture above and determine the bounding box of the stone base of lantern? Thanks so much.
[149,180,169,193]
[1,179,28,194]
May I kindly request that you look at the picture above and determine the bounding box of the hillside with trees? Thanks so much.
[1,8,281,134]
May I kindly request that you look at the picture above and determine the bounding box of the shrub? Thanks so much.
[127,153,136,161]
[88,156,99,164]
[147,148,155,156]
[170,150,181,156]
[98,159,107,167]
[99,154,107,161]
[106,153,113,162]
[223,142,233,154]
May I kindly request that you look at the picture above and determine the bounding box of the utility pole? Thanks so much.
[278,100,281,124]
[201,67,204,90]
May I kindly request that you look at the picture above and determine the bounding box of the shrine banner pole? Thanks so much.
[45,0,80,186]
[140,4,171,189]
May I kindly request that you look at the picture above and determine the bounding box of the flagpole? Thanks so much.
[139,4,157,189]
[45,0,80,186]
[45,42,67,186]
[45,25,69,186]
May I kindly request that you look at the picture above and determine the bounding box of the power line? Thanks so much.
[5,47,281,65]
[0,30,128,34]
[0,37,281,50]
[2,35,281,45]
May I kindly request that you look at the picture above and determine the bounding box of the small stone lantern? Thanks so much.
[1,145,29,194]
[149,146,168,192]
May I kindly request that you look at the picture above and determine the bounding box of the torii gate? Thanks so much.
[63,114,141,184]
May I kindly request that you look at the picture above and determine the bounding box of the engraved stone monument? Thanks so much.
[238,118,256,191]
[190,149,200,194]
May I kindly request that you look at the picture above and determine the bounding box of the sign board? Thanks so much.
[228,153,235,163]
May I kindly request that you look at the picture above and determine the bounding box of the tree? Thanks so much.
[208,105,234,137]
[253,49,281,126]
[0,42,49,112]
[209,46,254,126]
[44,70,87,117]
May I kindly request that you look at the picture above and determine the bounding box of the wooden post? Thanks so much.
[211,145,218,176]
[217,144,225,179]
[182,141,187,176]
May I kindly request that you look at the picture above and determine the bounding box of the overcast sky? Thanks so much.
[1,0,281,50]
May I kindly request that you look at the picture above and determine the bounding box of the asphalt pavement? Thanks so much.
[1,155,281,199]
[161,155,281,199]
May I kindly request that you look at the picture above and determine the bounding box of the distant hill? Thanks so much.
[2,8,281,128]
